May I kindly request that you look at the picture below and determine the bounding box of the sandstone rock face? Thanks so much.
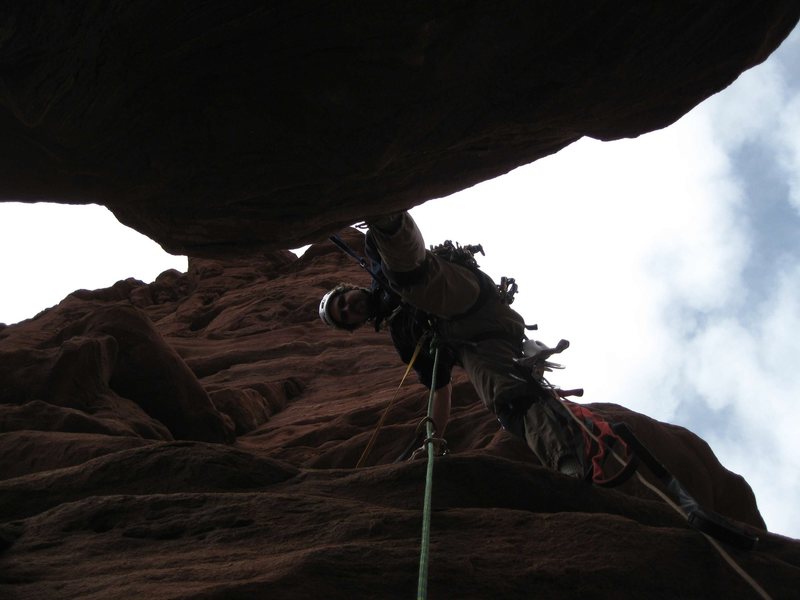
[1,232,798,599]
[1,3,798,255]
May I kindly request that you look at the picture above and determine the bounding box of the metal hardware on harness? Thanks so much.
[498,276,518,305]
[410,438,449,461]
[415,415,438,435]
[516,338,571,380]
[429,240,484,270]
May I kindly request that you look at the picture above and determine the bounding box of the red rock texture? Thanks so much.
[1,230,799,599]
[1,3,798,255]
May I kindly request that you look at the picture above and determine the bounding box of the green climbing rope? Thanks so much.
[416,338,440,600]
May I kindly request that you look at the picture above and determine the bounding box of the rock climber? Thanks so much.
[319,211,583,476]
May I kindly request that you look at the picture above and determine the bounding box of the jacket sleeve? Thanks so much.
[366,212,427,272]
[368,212,481,318]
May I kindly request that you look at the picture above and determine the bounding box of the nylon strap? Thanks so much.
[329,234,368,269]
[355,336,426,469]
[329,233,392,289]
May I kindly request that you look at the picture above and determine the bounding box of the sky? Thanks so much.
[1,26,798,539]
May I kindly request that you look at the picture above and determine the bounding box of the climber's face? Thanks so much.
[328,289,371,328]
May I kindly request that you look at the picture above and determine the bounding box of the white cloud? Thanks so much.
[706,58,786,148]
[686,319,757,411]
[778,93,800,212]
[703,26,800,217]
[774,29,800,213]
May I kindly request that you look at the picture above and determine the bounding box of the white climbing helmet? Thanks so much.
[319,283,364,329]
[319,286,344,328]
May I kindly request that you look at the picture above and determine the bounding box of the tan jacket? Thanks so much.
[368,212,525,352]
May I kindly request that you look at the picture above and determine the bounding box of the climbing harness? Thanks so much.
[416,336,442,600]
[562,402,639,487]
